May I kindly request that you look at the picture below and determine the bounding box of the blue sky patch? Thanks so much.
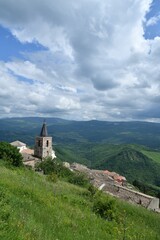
[0,25,47,61]
[144,0,160,39]
[7,68,35,84]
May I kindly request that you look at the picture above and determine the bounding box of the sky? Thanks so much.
[0,0,160,121]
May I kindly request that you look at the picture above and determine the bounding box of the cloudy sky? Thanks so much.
[0,0,160,121]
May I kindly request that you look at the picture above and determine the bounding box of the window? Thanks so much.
[38,140,41,147]
[46,140,49,147]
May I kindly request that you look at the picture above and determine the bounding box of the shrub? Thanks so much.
[35,157,56,175]
[35,157,73,177]
[35,157,90,187]
[93,192,116,221]
[68,172,89,187]
[87,184,98,196]
[0,142,23,167]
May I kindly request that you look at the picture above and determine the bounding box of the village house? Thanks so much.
[10,140,27,152]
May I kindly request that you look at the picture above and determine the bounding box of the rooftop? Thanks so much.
[10,140,26,147]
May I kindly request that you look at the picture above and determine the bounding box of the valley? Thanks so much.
[0,117,160,197]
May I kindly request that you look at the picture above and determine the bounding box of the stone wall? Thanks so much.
[34,136,52,159]
[101,182,159,210]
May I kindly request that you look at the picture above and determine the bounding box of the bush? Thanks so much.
[133,179,160,197]
[35,157,73,177]
[35,157,90,187]
[35,157,56,175]
[93,192,116,221]
[68,172,89,187]
[87,184,98,196]
[0,142,23,167]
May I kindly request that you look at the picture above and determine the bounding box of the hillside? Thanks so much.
[0,163,160,240]
[142,149,160,164]
[94,146,160,184]
[55,143,160,182]
[1,117,160,196]
[55,143,160,196]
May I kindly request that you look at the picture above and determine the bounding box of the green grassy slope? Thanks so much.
[142,150,160,164]
[1,164,160,239]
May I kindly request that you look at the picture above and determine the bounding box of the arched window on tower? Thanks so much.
[46,140,49,147]
[38,140,41,147]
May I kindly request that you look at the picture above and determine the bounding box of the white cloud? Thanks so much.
[3,107,11,113]
[6,60,49,83]
[0,0,160,121]
[146,14,160,26]
[56,97,80,110]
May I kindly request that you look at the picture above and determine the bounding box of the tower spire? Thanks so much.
[35,120,53,159]
[40,120,48,137]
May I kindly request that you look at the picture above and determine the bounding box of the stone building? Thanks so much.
[34,121,53,159]
[10,140,27,152]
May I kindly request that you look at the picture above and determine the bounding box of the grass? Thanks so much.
[142,150,160,164]
[0,164,160,239]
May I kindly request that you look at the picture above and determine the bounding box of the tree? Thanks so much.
[0,142,23,167]
[35,157,90,187]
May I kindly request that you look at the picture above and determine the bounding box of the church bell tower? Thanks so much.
[34,121,53,159]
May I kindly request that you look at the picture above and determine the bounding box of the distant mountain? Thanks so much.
[1,117,160,148]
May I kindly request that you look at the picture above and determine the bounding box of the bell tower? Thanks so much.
[34,121,53,159]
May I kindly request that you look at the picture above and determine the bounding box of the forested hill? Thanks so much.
[55,143,160,196]
[1,117,160,148]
